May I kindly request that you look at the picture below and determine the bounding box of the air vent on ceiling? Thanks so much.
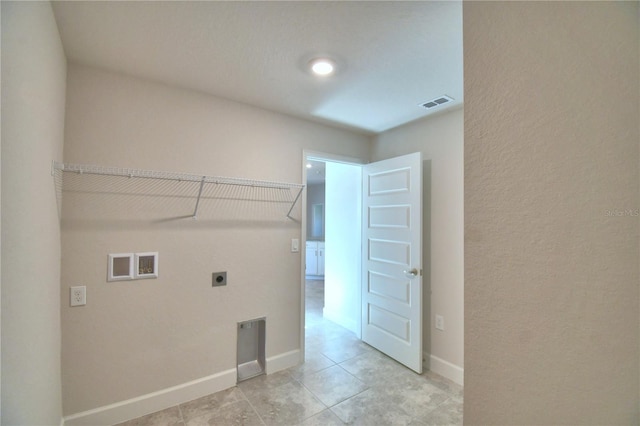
[420,95,454,110]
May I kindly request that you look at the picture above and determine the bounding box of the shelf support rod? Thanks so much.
[286,186,305,220]
[192,176,206,219]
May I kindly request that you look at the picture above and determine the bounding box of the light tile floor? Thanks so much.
[115,280,463,426]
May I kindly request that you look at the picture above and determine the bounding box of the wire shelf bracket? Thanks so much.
[52,161,305,220]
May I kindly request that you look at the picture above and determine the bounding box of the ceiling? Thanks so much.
[51,1,463,135]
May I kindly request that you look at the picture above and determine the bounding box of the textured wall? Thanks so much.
[373,108,464,380]
[1,2,67,424]
[464,2,639,424]
[60,64,370,415]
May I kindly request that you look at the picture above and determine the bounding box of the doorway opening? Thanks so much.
[302,153,365,361]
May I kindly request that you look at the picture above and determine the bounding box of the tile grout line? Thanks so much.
[291,360,335,381]
[236,384,268,426]
[291,371,333,423]
[293,361,371,421]
[326,386,371,425]
[177,403,185,425]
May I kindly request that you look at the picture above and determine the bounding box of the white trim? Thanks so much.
[266,349,301,374]
[304,150,367,166]
[62,368,237,426]
[423,352,464,386]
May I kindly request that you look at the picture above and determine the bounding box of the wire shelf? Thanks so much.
[52,161,305,220]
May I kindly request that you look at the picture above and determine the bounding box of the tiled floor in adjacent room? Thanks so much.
[116,280,462,425]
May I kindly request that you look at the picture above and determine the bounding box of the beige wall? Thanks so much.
[372,108,464,379]
[306,183,325,240]
[60,64,370,415]
[464,2,639,424]
[1,1,67,424]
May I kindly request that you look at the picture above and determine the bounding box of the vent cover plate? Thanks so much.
[420,95,454,110]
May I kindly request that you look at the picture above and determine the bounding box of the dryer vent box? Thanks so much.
[237,318,266,382]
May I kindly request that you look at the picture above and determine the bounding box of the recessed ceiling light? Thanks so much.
[309,58,335,76]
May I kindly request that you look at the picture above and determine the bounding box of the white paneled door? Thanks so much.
[361,152,422,373]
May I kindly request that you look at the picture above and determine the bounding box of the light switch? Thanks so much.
[291,239,300,253]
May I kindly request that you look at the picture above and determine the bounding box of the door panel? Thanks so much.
[368,305,411,341]
[368,168,411,195]
[362,152,422,373]
[368,271,410,304]
[369,205,411,229]
[369,239,411,266]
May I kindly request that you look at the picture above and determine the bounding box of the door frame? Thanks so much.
[300,150,367,363]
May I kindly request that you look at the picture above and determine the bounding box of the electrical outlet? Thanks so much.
[70,286,86,307]
[212,272,227,287]
[435,314,444,331]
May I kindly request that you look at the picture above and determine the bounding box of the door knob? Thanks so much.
[404,268,419,278]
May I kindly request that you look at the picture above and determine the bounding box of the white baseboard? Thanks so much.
[322,308,358,334]
[63,349,301,426]
[423,352,464,386]
[266,349,301,374]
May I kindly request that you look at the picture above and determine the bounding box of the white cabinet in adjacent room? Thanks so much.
[305,241,325,277]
